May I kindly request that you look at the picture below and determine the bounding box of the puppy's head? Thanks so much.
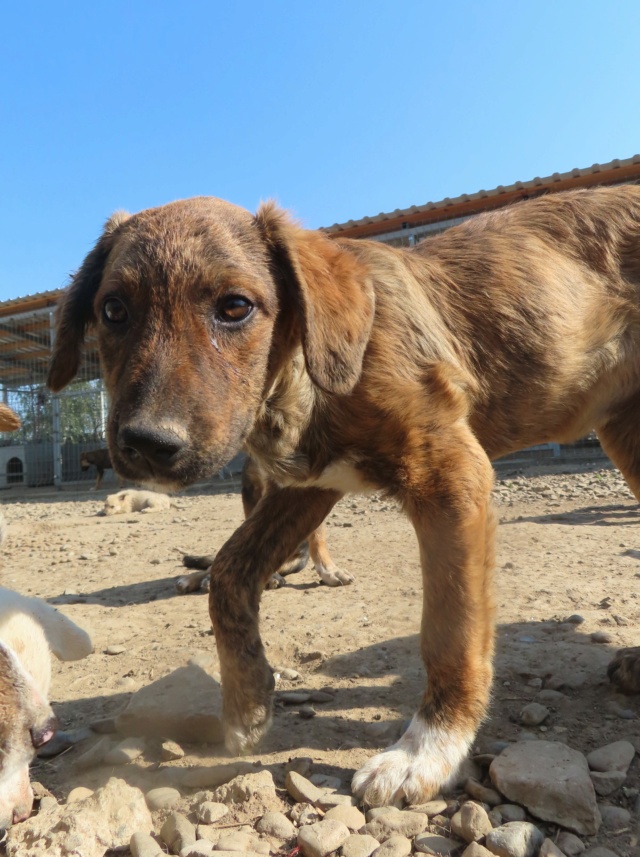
[0,642,56,827]
[48,197,374,489]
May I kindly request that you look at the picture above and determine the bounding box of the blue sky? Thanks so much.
[1,1,639,302]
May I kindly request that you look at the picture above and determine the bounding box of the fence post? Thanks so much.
[49,312,63,490]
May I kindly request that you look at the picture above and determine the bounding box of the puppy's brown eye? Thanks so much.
[103,297,128,325]
[217,296,254,324]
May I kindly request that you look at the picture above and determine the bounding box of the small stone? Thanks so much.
[105,644,127,655]
[104,736,146,765]
[310,690,335,703]
[309,773,342,790]
[581,850,618,857]
[485,822,544,857]
[145,787,181,811]
[413,833,460,854]
[213,770,281,813]
[160,812,197,853]
[556,832,585,856]
[407,799,448,816]
[286,756,314,778]
[196,800,228,824]
[280,668,300,680]
[67,787,94,803]
[297,818,351,857]
[217,831,269,854]
[372,834,412,856]
[180,844,216,857]
[539,840,565,857]
[161,739,185,761]
[39,795,59,811]
[465,778,502,806]
[324,804,365,831]
[536,690,566,703]
[590,631,613,644]
[462,846,494,857]
[286,770,324,804]
[255,810,296,840]
[180,762,248,788]
[520,703,550,727]
[460,801,493,842]
[566,615,585,624]
[598,804,631,829]
[316,793,357,809]
[586,740,635,773]
[494,805,526,823]
[280,690,312,704]
[589,770,625,796]
[291,802,324,826]
[299,704,316,719]
[130,831,165,857]
[363,807,429,841]
[342,833,381,857]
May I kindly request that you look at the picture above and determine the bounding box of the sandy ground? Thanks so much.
[1,461,639,850]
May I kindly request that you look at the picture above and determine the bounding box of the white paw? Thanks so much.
[316,563,355,586]
[352,716,473,806]
[175,572,209,594]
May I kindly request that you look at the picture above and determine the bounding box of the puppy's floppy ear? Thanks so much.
[47,212,130,392]
[255,202,375,395]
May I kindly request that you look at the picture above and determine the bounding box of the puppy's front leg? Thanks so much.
[208,484,341,754]
[353,427,496,805]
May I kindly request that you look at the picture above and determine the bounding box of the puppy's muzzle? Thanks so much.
[117,423,188,474]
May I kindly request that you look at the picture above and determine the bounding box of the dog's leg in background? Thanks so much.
[208,484,341,754]
[353,428,496,805]
[309,524,354,586]
[597,401,640,693]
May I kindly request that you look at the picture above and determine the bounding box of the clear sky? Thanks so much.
[1,1,639,302]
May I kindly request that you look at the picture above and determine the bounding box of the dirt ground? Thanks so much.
[1,461,639,849]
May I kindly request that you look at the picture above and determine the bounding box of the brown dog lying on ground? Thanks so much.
[178,455,350,593]
[48,186,640,806]
[80,447,114,489]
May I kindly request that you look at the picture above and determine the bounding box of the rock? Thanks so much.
[495,805,526,823]
[462,846,494,857]
[216,831,269,854]
[520,703,550,727]
[324,804,366,831]
[180,762,251,788]
[280,690,312,703]
[256,810,296,840]
[460,801,493,841]
[556,832,585,856]
[130,831,165,857]
[160,811,197,853]
[413,833,461,854]
[309,773,343,790]
[196,800,228,824]
[581,850,618,857]
[536,690,566,704]
[145,787,182,811]
[342,833,381,857]
[590,631,613,644]
[105,644,127,654]
[104,736,146,765]
[214,770,282,812]
[589,770,626,796]
[539,840,566,857]
[115,661,223,743]
[297,818,351,857]
[489,741,601,835]
[372,835,413,856]
[180,844,216,857]
[161,739,185,761]
[286,770,324,804]
[407,799,448,816]
[598,804,631,829]
[484,822,544,857]
[39,795,59,811]
[286,756,315,777]
[465,778,503,806]
[586,740,635,773]
[363,806,429,841]
[5,777,152,857]
[316,792,357,809]
[66,786,94,803]
[291,802,324,826]
[280,667,300,680]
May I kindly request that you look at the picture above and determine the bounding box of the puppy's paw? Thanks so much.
[608,646,640,694]
[316,563,355,587]
[175,570,210,594]
[224,704,273,755]
[352,716,473,806]
[265,572,286,590]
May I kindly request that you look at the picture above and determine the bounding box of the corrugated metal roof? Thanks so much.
[323,153,640,235]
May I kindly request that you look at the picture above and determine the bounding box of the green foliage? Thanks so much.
[5,380,106,443]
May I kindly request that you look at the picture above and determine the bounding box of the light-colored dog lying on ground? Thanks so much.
[0,588,93,827]
[103,488,172,515]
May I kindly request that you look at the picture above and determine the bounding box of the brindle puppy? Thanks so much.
[48,187,640,806]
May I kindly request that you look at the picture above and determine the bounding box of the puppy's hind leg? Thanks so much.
[310,524,354,586]
[353,427,495,806]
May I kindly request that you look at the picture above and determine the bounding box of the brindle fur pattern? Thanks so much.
[80,447,114,489]
[48,187,640,805]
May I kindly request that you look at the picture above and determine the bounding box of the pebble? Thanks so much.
[291,802,324,826]
[581,850,618,857]
[280,668,300,680]
[297,818,351,857]
[484,821,544,857]
[160,812,197,853]
[519,703,550,727]
[217,831,269,854]
[316,792,357,809]
[372,835,413,856]
[130,831,165,857]
[539,840,565,857]
[461,845,494,857]
[407,799,448,816]
[255,810,296,840]
[309,773,343,790]
[586,740,636,773]
[161,739,185,760]
[363,807,429,841]
[196,800,228,824]
[286,770,324,804]
[465,778,503,806]
[310,690,335,703]
[566,614,585,624]
[299,704,317,719]
[460,801,493,842]
[413,833,460,854]
[280,690,312,704]
[556,832,586,856]
[589,770,626,796]
[66,787,94,803]
[598,804,631,829]
[342,834,381,857]
[104,736,146,765]
[145,787,181,811]
[105,644,127,655]
[39,795,59,811]
[590,631,613,644]
[495,805,526,823]
[180,845,216,857]
[324,804,366,831]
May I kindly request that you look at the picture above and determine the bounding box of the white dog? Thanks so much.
[103,489,172,515]
[0,588,93,826]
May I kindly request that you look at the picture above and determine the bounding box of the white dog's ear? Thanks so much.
[47,212,130,392]
[255,202,375,395]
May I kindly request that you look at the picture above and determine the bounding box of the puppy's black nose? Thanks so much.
[118,424,187,466]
